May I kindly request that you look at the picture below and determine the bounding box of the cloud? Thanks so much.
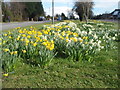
[93,1,118,15]
[42,0,73,2]
[94,0,119,2]
[94,2,117,8]
[45,6,72,16]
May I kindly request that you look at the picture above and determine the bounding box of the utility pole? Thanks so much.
[0,1,2,22]
[52,0,54,24]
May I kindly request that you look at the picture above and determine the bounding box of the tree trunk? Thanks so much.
[84,13,88,23]
[78,14,83,21]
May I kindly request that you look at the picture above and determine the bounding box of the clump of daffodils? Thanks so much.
[1,20,118,72]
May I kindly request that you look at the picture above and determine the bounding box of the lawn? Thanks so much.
[1,20,119,88]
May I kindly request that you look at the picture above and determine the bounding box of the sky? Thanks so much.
[4,0,120,17]
[42,0,120,17]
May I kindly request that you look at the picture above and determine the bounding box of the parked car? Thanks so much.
[38,16,46,21]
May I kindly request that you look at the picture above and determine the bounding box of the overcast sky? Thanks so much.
[4,0,120,17]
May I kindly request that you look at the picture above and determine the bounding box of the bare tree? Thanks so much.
[10,2,26,21]
[73,0,94,23]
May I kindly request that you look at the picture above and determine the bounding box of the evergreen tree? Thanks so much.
[25,2,44,21]
[2,1,45,21]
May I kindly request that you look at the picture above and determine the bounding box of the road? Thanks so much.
[98,19,118,23]
[1,20,52,31]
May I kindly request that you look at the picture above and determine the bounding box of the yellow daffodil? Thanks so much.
[80,39,83,42]
[66,36,69,40]
[85,37,88,40]
[42,42,47,46]
[73,33,78,37]
[25,39,29,43]
[16,36,20,40]
[39,39,42,42]
[26,43,28,46]
[16,27,20,29]
[82,36,85,39]
[51,40,54,44]
[3,49,9,52]
[22,50,26,53]
[8,36,12,39]
[4,34,7,36]
[73,38,78,42]
[18,30,23,33]
[27,35,31,38]
[85,42,88,44]
[8,31,11,34]
[22,34,26,37]
[33,42,37,46]
[3,73,8,77]
[66,39,69,42]
[28,31,32,35]
[14,51,18,54]
[3,41,6,44]
[20,38,24,41]
[10,52,14,55]
[59,36,64,40]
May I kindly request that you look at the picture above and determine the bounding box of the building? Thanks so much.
[111,9,120,19]
[93,9,120,20]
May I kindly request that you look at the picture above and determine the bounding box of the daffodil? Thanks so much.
[8,36,12,39]
[10,52,14,55]
[14,51,18,54]
[25,39,29,43]
[27,35,31,38]
[85,42,88,44]
[22,50,26,53]
[16,36,20,40]
[82,36,86,39]
[3,41,6,44]
[66,36,69,40]
[33,42,37,46]
[8,31,11,34]
[66,39,69,42]
[73,38,78,42]
[22,34,26,37]
[3,73,8,77]
[73,33,78,37]
[85,37,88,40]
[3,49,9,52]
[4,34,7,36]
[79,39,83,42]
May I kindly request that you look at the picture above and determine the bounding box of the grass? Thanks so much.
[2,20,119,88]
[2,48,118,88]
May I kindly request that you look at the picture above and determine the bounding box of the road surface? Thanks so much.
[98,19,118,23]
[1,20,52,31]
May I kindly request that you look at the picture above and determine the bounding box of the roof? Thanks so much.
[111,9,120,16]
